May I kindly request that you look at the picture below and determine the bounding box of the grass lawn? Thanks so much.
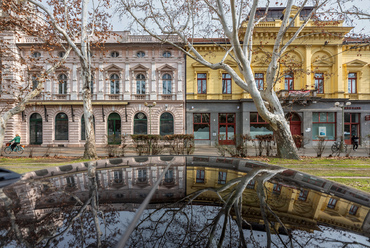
[1,156,369,192]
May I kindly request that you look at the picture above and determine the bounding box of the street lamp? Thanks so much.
[335,101,351,149]
[144,102,156,134]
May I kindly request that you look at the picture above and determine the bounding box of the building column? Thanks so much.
[71,64,78,100]
[177,63,183,100]
[124,63,130,100]
[150,62,157,100]
[97,63,104,100]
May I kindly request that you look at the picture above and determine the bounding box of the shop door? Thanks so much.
[286,112,302,147]
[344,113,360,145]
[30,113,43,144]
[218,113,235,145]
[108,113,121,144]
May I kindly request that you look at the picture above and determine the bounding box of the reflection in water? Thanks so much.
[0,156,369,247]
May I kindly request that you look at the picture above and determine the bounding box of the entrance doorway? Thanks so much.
[344,113,360,145]
[218,113,235,145]
[30,113,42,144]
[286,112,302,147]
[108,113,121,144]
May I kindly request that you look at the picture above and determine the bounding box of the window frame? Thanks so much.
[222,73,232,94]
[349,205,359,215]
[196,169,205,183]
[284,73,294,90]
[298,190,309,201]
[163,51,171,58]
[111,51,119,58]
[137,51,145,58]
[327,198,337,209]
[32,51,41,58]
[250,112,273,139]
[348,72,357,94]
[162,74,172,94]
[55,113,69,140]
[218,171,227,184]
[134,112,148,135]
[136,74,146,94]
[314,73,324,94]
[110,73,120,94]
[193,113,210,140]
[197,73,207,94]
[160,112,174,136]
[255,73,264,91]
[58,73,68,94]
[312,112,336,141]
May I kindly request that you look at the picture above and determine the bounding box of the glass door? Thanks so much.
[218,113,235,145]
[344,113,360,145]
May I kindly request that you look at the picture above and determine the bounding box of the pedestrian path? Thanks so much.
[1,145,368,158]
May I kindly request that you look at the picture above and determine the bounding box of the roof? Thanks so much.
[248,6,315,21]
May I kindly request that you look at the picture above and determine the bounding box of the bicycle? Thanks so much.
[331,140,347,154]
[4,143,25,154]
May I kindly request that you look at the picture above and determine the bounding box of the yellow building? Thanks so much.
[186,6,370,147]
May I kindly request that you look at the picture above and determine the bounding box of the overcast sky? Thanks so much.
[110,0,370,37]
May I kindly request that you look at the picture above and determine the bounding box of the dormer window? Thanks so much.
[111,51,119,58]
[137,51,145,58]
[32,52,41,58]
[163,51,171,58]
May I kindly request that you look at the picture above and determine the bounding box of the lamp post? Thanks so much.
[144,102,156,134]
[335,101,351,150]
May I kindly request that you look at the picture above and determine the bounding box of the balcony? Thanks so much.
[160,94,174,100]
[54,94,68,100]
[134,94,147,100]
[107,94,120,100]
[277,90,320,106]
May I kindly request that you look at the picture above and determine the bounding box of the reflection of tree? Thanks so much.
[0,163,120,248]
[127,168,288,247]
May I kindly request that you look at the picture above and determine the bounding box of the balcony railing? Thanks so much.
[108,94,120,100]
[277,90,319,105]
[134,94,147,100]
[54,94,68,100]
[161,94,173,100]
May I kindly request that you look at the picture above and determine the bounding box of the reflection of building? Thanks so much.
[0,31,185,146]
[186,6,370,146]
[31,157,186,209]
[185,156,370,237]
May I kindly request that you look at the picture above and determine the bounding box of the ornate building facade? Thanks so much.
[0,32,186,147]
[186,7,370,147]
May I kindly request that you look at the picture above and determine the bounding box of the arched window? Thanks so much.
[81,114,96,140]
[136,74,146,94]
[110,74,119,94]
[111,51,119,58]
[30,113,42,144]
[108,113,121,144]
[162,74,172,94]
[160,112,174,135]
[134,112,147,134]
[58,74,67,94]
[55,113,68,140]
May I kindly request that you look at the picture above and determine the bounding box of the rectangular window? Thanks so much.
[298,190,309,201]
[197,73,207,94]
[164,169,174,183]
[113,170,123,183]
[250,113,273,138]
[327,198,337,209]
[312,112,336,140]
[255,73,264,90]
[273,184,282,195]
[315,73,324,94]
[284,74,294,90]
[193,113,210,140]
[222,73,232,94]
[138,169,147,183]
[247,180,256,189]
[196,169,205,183]
[349,205,359,215]
[348,73,357,94]
[218,171,227,184]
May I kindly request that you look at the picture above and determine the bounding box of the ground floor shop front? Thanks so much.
[4,100,185,147]
[186,99,370,147]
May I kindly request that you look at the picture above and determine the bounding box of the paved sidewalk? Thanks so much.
[1,145,369,158]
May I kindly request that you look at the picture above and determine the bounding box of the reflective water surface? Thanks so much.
[1,156,370,247]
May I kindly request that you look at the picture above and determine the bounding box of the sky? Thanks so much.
[110,0,370,37]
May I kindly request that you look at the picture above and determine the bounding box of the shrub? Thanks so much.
[131,134,164,155]
[255,134,275,156]
[164,134,194,155]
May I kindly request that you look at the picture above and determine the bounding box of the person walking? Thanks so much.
[10,134,21,151]
[351,135,359,151]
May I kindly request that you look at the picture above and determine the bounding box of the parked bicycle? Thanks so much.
[331,140,347,154]
[4,143,25,154]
